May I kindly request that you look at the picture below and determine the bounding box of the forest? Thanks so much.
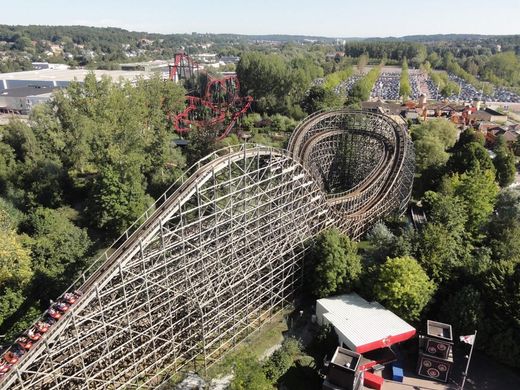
[0,74,188,337]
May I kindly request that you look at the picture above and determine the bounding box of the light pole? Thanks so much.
[460,330,477,390]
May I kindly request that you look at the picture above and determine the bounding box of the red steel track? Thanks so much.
[168,53,252,141]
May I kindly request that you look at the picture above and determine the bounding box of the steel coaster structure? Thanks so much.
[168,53,199,83]
[168,53,253,140]
[0,109,414,390]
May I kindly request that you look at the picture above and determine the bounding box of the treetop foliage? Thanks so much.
[372,256,435,322]
[411,119,458,173]
[236,51,323,118]
[349,64,382,103]
[305,228,362,299]
[0,73,188,339]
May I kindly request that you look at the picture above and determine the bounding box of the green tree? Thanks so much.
[263,338,301,382]
[372,256,435,322]
[480,260,520,367]
[0,209,33,289]
[0,288,27,334]
[414,136,450,172]
[322,68,353,91]
[357,54,369,73]
[186,125,218,167]
[411,119,457,175]
[87,160,153,237]
[237,52,321,117]
[349,65,381,103]
[2,119,41,163]
[491,225,520,261]
[306,228,362,298]
[489,188,520,260]
[22,158,66,208]
[399,58,411,99]
[411,119,458,150]
[439,285,482,335]
[445,169,499,237]
[447,129,493,175]
[0,208,33,328]
[416,223,468,283]
[0,143,16,196]
[301,85,342,114]
[427,52,442,68]
[12,34,33,52]
[309,324,339,366]
[22,207,91,307]
[421,190,467,234]
[366,222,396,262]
[417,191,472,282]
[493,136,517,187]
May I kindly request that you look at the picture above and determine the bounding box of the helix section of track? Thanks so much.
[287,109,414,238]
[0,110,414,389]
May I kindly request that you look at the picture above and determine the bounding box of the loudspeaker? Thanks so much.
[425,338,451,359]
[417,353,452,383]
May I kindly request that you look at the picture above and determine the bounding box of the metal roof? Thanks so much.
[317,293,416,353]
[0,86,59,98]
[0,68,151,82]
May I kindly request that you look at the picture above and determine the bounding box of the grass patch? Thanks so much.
[356,240,372,251]
[205,310,289,380]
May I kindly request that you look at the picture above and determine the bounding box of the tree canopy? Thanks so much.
[372,256,436,322]
[306,228,362,298]
[493,136,517,188]
[236,52,322,118]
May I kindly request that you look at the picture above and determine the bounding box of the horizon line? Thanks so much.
[1,23,520,40]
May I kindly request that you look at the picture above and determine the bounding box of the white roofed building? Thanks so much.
[0,69,151,91]
[316,293,416,354]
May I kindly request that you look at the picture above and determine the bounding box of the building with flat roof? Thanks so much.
[31,62,69,71]
[0,86,59,114]
[316,293,416,354]
[0,68,152,91]
[119,60,170,72]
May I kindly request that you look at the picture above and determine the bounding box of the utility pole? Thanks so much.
[460,330,477,390]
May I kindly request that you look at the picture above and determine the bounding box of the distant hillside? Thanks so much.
[363,34,520,42]
[1,25,519,44]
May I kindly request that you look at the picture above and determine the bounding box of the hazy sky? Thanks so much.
[1,0,519,37]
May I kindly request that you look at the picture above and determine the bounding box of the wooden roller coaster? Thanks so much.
[0,109,414,390]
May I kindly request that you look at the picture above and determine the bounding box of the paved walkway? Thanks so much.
[382,377,456,390]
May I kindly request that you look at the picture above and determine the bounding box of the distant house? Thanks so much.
[361,100,402,115]
[192,53,218,64]
[219,56,240,64]
[404,109,419,121]
[49,44,63,55]
[477,121,500,133]
[470,107,507,123]
[486,127,519,147]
